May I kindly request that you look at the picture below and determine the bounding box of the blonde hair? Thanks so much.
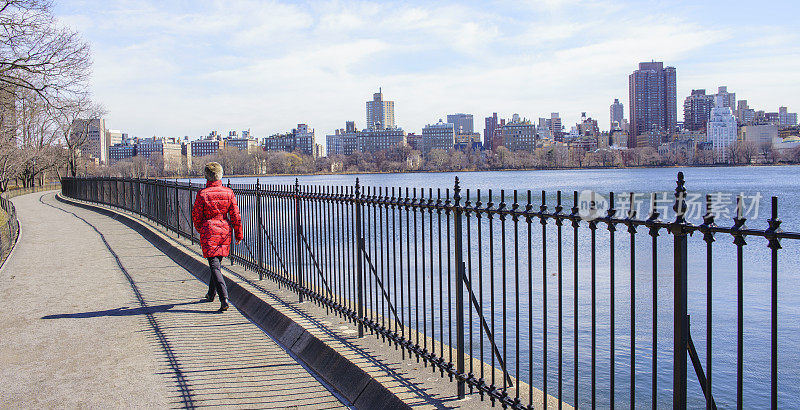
[204,162,223,181]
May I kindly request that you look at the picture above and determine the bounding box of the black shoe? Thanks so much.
[218,299,229,312]
[202,294,214,303]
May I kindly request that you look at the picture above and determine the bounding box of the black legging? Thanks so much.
[207,256,228,301]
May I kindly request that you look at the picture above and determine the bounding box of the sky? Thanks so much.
[53,0,800,140]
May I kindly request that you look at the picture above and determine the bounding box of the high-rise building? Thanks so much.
[109,144,135,164]
[501,117,537,152]
[484,113,498,150]
[683,89,714,131]
[292,123,315,156]
[707,96,738,163]
[779,106,798,126]
[578,112,600,137]
[326,121,358,156]
[421,120,455,153]
[262,133,296,153]
[406,133,423,151]
[136,137,183,172]
[366,88,395,130]
[225,136,259,152]
[357,128,406,153]
[610,98,624,129]
[72,118,107,164]
[181,138,192,171]
[446,113,474,134]
[537,118,550,139]
[107,130,124,147]
[765,111,781,125]
[105,129,127,161]
[610,122,628,148]
[628,61,677,146]
[548,112,563,141]
[191,134,222,158]
[494,118,506,149]
[714,86,736,109]
[752,110,767,124]
[313,143,326,158]
[735,100,755,125]
[454,132,482,150]
[262,124,315,156]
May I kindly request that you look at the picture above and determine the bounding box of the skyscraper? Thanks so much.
[366,88,395,130]
[72,118,107,164]
[683,89,714,131]
[707,96,737,163]
[446,113,474,135]
[610,98,624,128]
[714,86,736,109]
[484,113,498,149]
[628,61,677,147]
[548,112,563,141]
[735,100,755,125]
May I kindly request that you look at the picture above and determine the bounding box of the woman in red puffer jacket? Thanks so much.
[192,162,243,312]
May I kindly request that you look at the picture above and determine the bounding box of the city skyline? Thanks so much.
[54,0,800,138]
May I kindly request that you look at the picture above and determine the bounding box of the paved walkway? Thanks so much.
[0,192,345,408]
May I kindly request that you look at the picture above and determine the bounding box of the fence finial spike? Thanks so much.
[673,171,687,224]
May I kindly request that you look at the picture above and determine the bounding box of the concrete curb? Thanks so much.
[56,194,410,410]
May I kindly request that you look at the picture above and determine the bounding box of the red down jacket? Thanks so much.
[192,180,244,258]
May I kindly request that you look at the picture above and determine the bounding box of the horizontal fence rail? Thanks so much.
[61,174,797,409]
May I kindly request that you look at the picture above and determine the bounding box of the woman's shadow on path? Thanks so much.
[42,300,217,319]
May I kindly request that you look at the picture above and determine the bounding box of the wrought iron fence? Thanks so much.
[60,174,797,409]
[0,195,20,264]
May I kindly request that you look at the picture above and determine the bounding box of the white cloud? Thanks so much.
[53,0,800,139]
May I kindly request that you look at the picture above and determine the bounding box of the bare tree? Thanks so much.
[731,141,757,165]
[596,149,617,167]
[0,0,92,105]
[15,86,63,186]
[424,149,448,171]
[759,142,776,164]
[570,147,586,167]
[54,96,105,176]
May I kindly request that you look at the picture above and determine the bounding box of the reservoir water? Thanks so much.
[191,165,800,408]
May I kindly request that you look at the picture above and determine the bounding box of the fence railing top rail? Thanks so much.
[62,175,800,240]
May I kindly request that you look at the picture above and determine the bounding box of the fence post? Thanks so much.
[174,179,180,236]
[294,178,304,303]
[453,177,466,399]
[354,178,365,337]
[227,180,234,266]
[672,171,688,409]
[256,179,264,280]
[122,178,126,210]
